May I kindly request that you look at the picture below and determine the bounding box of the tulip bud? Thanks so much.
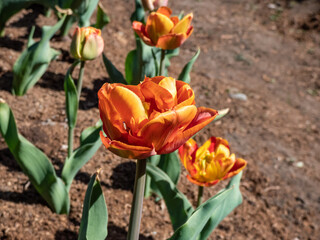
[70,27,104,61]
[142,0,168,11]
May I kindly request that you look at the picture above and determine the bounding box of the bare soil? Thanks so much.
[0,0,319,239]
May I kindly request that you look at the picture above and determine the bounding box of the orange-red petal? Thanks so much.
[156,6,172,17]
[156,33,186,50]
[132,21,154,46]
[100,132,155,159]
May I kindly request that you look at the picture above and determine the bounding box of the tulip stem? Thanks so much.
[77,61,86,101]
[67,60,85,158]
[127,158,147,240]
[159,49,166,76]
[197,186,204,208]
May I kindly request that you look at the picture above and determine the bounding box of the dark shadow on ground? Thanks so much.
[37,71,65,91]
[108,222,154,240]
[80,78,107,110]
[0,37,24,51]
[0,70,13,92]
[10,4,43,39]
[110,161,135,191]
[55,229,78,240]
[0,187,46,206]
[0,148,21,172]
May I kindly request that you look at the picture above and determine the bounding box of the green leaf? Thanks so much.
[125,49,139,85]
[178,49,200,83]
[77,0,99,27]
[213,108,230,123]
[169,172,243,240]
[78,171,108,240]
[102,53,126,84]
[61,121,102,191]
[198,172,243,240]
[146,163,194,230]
[150,151,181,199]
[12,15,66,96]
[125,39,161,84]
[93,2,110,30]
[64,63,79,128]
[0,101,69,214]
[130,0,145,23]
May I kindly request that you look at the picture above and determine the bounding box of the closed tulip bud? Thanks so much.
[142,0,168,11]
[178,137,247,187]
[132,7,193,50]
[70,27,104,61]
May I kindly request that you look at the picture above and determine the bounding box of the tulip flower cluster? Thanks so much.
[0,1,248,240]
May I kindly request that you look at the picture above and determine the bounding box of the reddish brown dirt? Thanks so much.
[0,0,319,239]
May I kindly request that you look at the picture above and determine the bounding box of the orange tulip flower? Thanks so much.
[178,137,247,187]
[98,76,218,159]
[132,7,193,50]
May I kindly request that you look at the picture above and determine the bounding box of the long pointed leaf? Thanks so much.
[178,49,200,83]
[146,163,194,230]
[12,15,66,96]
[78,171,108,240]
[198,172,243,240]
[102,53,126,84]
[150,151,181,199]
[169,172,243,240]
[0,101,69,214]
[61,122,102,190]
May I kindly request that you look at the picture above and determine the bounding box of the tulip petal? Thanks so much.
[146,11,174,44]
[70,27,82,59]
[82,33,104,60]
[141,77,177,110]
[159,107,218,154]
[156,33,186,50]
[175,80,195,108]
[187,175,219,187]
[109,86,148,132]
[139,105,197,152]
[223,158,247,180]
[171,13,193,34]
[100,132,154,159]
[170,16,179,26]
[132,21,154,46]
[99,84,128,140]
[156,6,172,17]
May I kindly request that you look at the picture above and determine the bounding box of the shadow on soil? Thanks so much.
[107,222,154,240]
[55,229,78,240]
[0,187,46,206]
[110,161,136,191]
[80,78,107,110]
[0,70,13,93]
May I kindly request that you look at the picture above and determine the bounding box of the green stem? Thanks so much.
[127,159,147,240]
[67,60,84,158]
[77,61,85,101]
[197,186,204,208]
[159,49,166,76]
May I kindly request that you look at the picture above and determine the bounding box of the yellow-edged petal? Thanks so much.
[146,11,174,44]
[171,13,193,34]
